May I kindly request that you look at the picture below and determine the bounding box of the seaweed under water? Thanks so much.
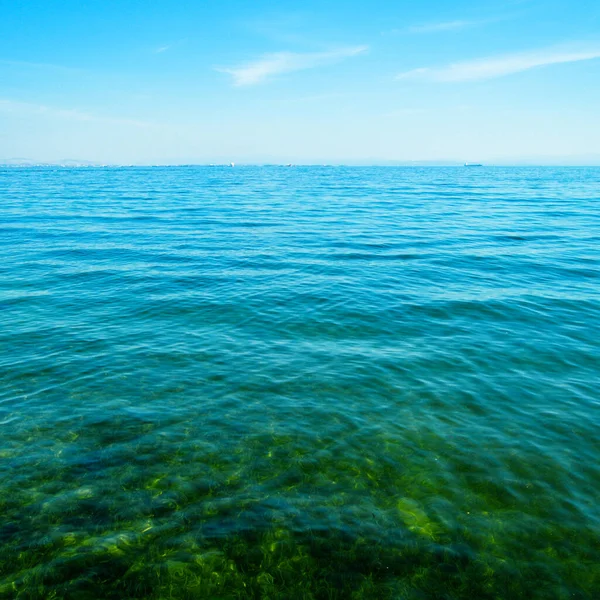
[2,419,599,599]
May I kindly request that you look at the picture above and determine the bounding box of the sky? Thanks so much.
[1,0,599,164]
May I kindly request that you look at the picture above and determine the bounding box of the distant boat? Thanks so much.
[229,162,235,167]
[464,162,483,167]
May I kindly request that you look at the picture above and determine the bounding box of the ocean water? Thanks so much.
[0,166,599,599]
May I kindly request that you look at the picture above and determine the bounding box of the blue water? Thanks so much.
[1,166,599,599]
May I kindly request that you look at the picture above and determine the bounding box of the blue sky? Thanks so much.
[1,0,599,164]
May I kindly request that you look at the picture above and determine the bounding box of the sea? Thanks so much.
[1,166,599,599]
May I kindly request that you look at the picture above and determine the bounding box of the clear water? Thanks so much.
[1,166,599,599]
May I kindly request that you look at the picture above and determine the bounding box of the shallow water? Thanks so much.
[1,166,599,599]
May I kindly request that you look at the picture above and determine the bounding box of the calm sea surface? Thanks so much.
[1,166,599,599]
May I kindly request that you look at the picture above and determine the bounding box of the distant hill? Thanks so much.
[0,158,103,167]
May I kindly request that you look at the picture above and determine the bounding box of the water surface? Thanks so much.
[1,166,599,598]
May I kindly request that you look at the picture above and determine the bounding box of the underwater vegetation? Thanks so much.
[1,416,599,600]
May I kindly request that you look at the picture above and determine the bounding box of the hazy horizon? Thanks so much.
[3,157,600,167]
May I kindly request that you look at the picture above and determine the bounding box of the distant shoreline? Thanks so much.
[2,163,600,168]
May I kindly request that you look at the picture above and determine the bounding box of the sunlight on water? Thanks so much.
[1,166,599,598]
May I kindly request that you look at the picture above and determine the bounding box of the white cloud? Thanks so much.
[398,44,600,82]
[218,46,368,86]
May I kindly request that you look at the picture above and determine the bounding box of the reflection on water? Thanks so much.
[1,166,599,598]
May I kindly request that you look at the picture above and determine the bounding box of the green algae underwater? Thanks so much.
[1,166,600,599]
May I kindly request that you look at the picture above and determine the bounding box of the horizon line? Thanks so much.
[2,161,600,168]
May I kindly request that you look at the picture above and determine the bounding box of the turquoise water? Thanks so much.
[1,166,599,599]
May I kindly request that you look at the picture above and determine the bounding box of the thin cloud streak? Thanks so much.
[242,13,313,45]
[409,19,487,33]
[0,58,83,73]
[218,46,368,86]
[153,39,187,54]
[0,98,152,127]
[383,16,503,36]
[398,45,600,82]
[383,108,428,117]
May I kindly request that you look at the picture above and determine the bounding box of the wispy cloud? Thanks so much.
[397,44,600,82]
[218,46,368,86]
[0,98,151,127]
[153,38,187,54]
[408,19,490,33]
[289,91,355,103]
[383,108,428,117]
[383,15,504,36]
[0,58,83,73]
[242,12,312,45]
